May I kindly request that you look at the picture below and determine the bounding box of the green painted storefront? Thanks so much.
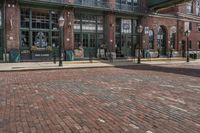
[19,6,62,61]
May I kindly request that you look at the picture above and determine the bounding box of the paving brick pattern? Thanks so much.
[0,64,200,133]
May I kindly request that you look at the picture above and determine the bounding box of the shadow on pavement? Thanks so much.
[115,64,200,78]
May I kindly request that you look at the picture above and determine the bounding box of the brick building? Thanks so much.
[0,0,198,62]
[143,0,200,58]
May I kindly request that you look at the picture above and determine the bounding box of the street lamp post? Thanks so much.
[58,16,65,66]
[185,30,191,62]
[137,25,143,64]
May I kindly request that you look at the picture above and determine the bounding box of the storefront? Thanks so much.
[20,8,61,61]
[74,13,104,58]
[115,18,138,58]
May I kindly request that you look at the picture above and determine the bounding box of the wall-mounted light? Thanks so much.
[68,22,72,27]
[9,36,14,40]
[67,38,70,42]
[110,40,113,43]
[67,12,70,16]
[110,24,114,27]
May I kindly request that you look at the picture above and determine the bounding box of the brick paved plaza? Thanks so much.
[0,63,200,133]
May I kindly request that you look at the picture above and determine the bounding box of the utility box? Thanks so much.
[9,49,20,63]
[64,50,74,61]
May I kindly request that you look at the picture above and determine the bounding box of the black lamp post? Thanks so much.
[185,30,191,62]
[58,16,65,66]
[137,25,143,64]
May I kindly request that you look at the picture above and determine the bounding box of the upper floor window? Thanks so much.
[187,2,193,14]
[170,33,176,49]
[196,1,200,15]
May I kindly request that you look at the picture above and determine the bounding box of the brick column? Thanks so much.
[5,0,20,52]
[63,9,74,51]
[105,12,116,54]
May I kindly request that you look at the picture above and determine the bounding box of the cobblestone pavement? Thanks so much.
[0,63,200,133]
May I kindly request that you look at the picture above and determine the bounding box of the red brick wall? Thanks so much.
[105,12,116,52]
[63,9,74,50]
[143,16,177,50]
[5,0,20,51]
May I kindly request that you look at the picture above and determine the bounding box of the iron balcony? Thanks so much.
[19,0,147,14]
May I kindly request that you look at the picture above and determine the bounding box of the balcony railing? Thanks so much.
[115,2,147,13]
[20,0,65,4]
[73,1,147,13]
[20,0,147,14]
[73,0,110,9]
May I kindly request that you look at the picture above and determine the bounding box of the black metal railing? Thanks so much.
[115,3,147,13]
[20,0,147,13]
[73,0,110,9]
[20,0,65,4]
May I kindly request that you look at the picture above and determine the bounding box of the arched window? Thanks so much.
[170,33,176,49]
[148,30,154,49]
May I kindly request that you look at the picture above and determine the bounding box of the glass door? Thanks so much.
[83,33,97,58]
[116,34,121,57]
[121,34,132,57]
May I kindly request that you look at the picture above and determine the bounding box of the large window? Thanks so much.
[20,8,60,49]
[74,14,104,49]
[170,33,176,49]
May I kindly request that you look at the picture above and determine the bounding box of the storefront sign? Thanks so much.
[121,19,132,33]
[31,51,52,60]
